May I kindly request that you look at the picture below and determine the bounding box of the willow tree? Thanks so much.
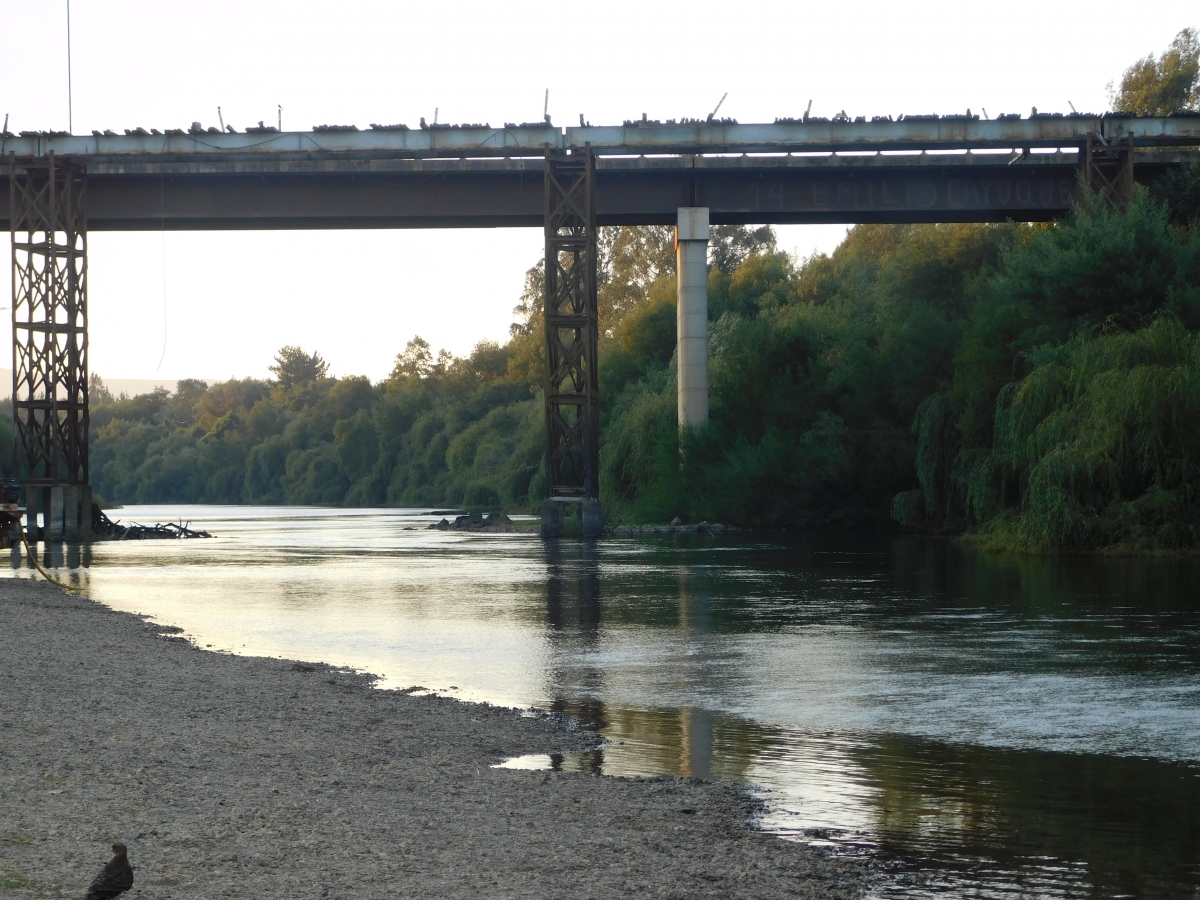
[1110,27,1200,115]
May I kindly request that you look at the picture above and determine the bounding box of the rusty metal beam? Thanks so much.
[8,154,89,490]
[2,152,1191,231]
[1081,134,1135,206]
[543,150,600,523]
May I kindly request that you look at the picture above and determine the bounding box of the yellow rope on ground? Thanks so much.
[20,535,84,592]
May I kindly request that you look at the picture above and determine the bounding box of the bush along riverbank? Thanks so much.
[0,577,868,899]
[892,183,1200,553]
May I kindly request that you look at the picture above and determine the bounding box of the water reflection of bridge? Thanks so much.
[533,535,1200,895]
[4,115,1199,537]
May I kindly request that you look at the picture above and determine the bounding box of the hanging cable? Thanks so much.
[156,172,168,371]
[66,0,73,133]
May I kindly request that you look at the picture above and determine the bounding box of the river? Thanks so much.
[10,505,1200,897]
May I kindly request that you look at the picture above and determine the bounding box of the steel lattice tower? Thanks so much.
[9,154,89,490]
[542,149,600,535]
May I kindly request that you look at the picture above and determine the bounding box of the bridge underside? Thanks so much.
[1,153,1186,232]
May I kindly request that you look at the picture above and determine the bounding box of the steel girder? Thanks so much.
[543,150,599,502]
[8,154,89,487]
[1081,134,1135,206]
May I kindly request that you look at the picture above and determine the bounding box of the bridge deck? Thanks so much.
[3,115,1198,229]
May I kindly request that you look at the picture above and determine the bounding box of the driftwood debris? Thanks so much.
[429,512,513,531]
[93,507,212,540]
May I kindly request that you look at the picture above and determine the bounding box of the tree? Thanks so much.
[390,336,434,381]
[709,224,777,275]
[175,378,209,409]
[598,225,676,325]
[596,224,779,323]
[89,373,115,405]
[388,336,459,383]
[1111,27,1200,115]
[269,346,328,387]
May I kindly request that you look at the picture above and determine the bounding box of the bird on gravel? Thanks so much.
[84,843,133,900]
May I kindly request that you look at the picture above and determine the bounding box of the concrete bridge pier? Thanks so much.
[676,208,710,430]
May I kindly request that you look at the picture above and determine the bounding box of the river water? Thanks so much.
[10,505,1200,897]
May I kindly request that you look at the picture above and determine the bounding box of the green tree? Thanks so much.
[90,373,116,405]
[1110,27,1200,115]
[954,189,1200,450]
[269,346,329,387]
[389,336,433,382]
[709,224,776,275]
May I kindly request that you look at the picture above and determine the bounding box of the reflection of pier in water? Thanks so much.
[527,536,1200,897]
[9,541,92,591]
[538,540,772,783]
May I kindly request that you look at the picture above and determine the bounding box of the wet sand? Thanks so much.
[0,578,866,899]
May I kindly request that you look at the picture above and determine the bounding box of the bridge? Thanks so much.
[4,113,1200,537]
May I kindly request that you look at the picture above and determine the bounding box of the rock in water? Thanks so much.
[84,843,133,900]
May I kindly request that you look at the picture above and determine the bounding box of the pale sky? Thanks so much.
[2,0,1195,382]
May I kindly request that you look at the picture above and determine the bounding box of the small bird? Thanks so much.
[84,843,133,900]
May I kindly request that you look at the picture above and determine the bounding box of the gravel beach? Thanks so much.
[0,577,866,899]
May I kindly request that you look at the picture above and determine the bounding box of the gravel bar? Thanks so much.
[0,577,867,899]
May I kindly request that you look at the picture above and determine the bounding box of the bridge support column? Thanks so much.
[542,149,602,538]
[24,487,40,543]
[676,208,710,430]
[47,486,65,541]
[9,153,91,540]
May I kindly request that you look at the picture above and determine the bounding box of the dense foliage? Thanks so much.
[894,185,1200,552]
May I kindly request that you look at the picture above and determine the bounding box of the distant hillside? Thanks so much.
[0,370,178,400]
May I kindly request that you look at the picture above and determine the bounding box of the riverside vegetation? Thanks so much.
[1,32,1195,555]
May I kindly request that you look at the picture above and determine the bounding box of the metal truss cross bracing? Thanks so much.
[543,150,599,502]
[9,154,89,487]
[1081,134,1135,207]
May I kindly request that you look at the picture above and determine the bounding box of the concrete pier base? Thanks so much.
[24,484,92,543]
[80,485,93,540]
[676,208,710,430]
[47,486,66,541]
[581,499,603,539]
[540,500,563,539]
[540,498,603,538]
[25,489,41,543]
[64,485,81,540]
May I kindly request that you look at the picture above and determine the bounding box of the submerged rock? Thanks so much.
[430,512,516,531]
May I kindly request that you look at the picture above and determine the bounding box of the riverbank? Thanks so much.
[957,529,1200,557]
[0,578,867,900]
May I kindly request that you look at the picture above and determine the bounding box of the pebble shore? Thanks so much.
[0,577,866,899]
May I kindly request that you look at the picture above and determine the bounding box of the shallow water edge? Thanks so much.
[0,577,867,899]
